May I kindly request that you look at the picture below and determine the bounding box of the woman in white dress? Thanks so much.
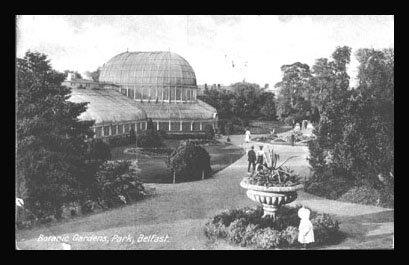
[244,129,251,143]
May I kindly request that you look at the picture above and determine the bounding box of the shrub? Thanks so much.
[204,206,340,249]
[253,227,281,249]
[107,135,131,148]
[307,93,394,207]
[166,140,211,182]
[310,213,339,244]
[228,218,249,245]
[224,121,234,135]
[159,132,207,140]
[137,119,163,148]
[280,226,299,246]
[203,124,215,139]
[92,160,145,209]
[158,129,168,139]
[89,139,112,161]
[217,120,226,134]
[129,128,136,144]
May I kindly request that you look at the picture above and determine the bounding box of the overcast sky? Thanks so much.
[16,15,394,88]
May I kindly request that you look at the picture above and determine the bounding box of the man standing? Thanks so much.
[247,146,256,172]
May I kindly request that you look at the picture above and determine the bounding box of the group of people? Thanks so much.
[247,145,275,172]
[244,128,274,172]
[292,120,310,131]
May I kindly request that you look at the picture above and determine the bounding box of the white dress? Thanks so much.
[298,207,315,244]
[245,130,251,142]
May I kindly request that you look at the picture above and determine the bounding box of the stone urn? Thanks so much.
[240,178,303,220]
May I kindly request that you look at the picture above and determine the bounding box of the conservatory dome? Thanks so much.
[99,51,198,102]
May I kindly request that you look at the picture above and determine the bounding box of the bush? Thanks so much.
[310,213,340,244]
[204,206,340,249]
[307,93,394,207]
[166,140,211,182]
[159,132,207,140]
[204,124,215,139]
[158,129,168,139]
[129,128,136,144]
[107,135,132,148]
[89,139,112,161]
[253,227,282,249]
[137,119,163,148]
[92,160,145,209]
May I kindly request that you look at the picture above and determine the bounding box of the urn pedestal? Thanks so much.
[240,178,303,220]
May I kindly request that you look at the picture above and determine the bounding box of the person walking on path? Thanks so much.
[247,146,256,173]
[244,129,251,143]
[256,146,265,167]
[256,145,268,170]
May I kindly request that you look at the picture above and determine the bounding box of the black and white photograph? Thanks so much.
[15,15,394,250]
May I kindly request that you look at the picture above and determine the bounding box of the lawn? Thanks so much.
[110,139,245,183]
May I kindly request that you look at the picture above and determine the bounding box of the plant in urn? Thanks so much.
[240,149,303,220]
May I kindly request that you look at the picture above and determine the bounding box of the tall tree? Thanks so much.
[355,48,394,103]
[309,46,352,114]
[275,62,312,120]
[85,67,101,82]
[17,51,95,219]
[259,92,277,120]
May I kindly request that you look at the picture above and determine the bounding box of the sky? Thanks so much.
[16,15,394,89]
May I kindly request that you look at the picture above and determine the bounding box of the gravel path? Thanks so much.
[16,134,394,250]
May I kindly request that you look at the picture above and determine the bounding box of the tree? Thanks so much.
[166,140,211,182]
[275,62,312,121]
[17,51,95,220]
[85,67,101,82]
[308,46,352,114]
[355,48,394,103]
[230,81,263,118]
[259,92,277,120]
[307,47,394,206]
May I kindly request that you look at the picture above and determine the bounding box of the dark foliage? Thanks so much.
[204,206,340,249]
[136,118,164,148]
[166,140,212,182]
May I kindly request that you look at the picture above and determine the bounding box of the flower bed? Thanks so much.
[204,206,340,249]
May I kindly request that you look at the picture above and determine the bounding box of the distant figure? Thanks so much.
[244,129,251,143]
[295,123,301,131]
[291,133,295,146]
[303,120,308,130]
[247,146,256,172]
[292,119,295,129]
[298,206,315,248]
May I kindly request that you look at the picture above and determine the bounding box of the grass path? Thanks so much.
[16,134,394,250]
